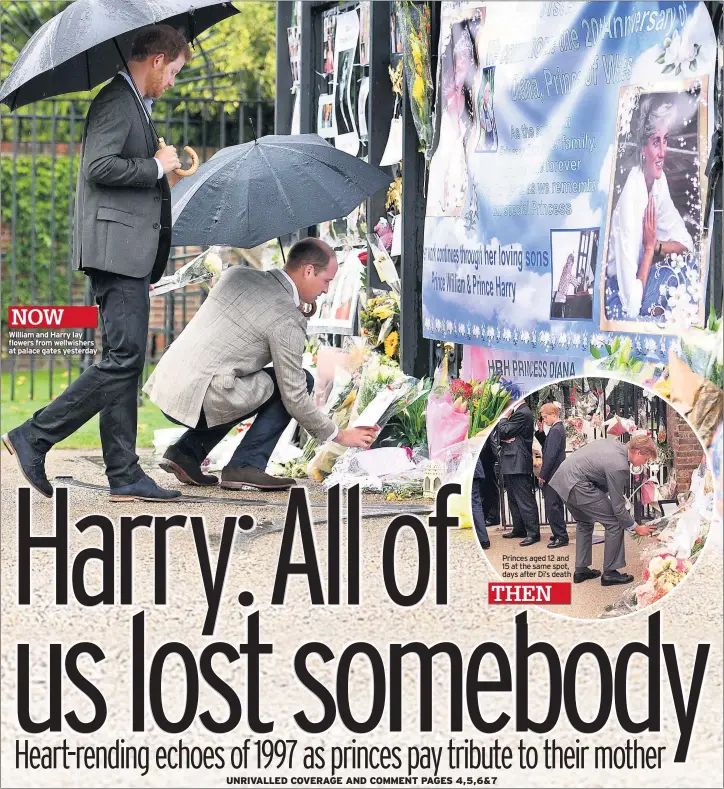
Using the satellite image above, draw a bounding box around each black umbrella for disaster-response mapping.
[171,134,392,250]
[0,0,238,110]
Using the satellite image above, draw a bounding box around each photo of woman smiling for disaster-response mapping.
[602,83,707,329]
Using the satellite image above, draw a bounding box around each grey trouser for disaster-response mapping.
[566,483,627,573]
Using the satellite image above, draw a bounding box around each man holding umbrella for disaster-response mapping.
[144,238,380,490]
[3,26,189,500]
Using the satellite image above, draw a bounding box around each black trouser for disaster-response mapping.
[543,483,568,541]
[480,444,500,525]
[23,270,150,486]
[167,368,315,471]
[504,473,540,539]
[471,458,488,546]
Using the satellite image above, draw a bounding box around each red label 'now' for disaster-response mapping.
[488,582,571,605]
[8,306,98,329]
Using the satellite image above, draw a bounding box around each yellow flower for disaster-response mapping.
[412,75,425,106]
[384,331,399,358]
[373,307,394,319]
[411,41,423,75]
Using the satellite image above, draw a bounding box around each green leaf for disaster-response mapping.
[662,63,676,74]
[675,64,682,76]
[590,346,601,359]
[655,53,666,64]
[689,59,697,71]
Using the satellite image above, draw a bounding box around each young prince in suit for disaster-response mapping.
[537,403,568,548]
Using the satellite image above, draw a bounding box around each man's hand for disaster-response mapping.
[634,523,654,536]
[155,145,180,174]
[335,426,380,448]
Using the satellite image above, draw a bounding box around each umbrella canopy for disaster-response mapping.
[170,134,392,248]
[0,0,238,110]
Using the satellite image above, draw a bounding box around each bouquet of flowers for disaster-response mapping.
[398,1,434,164]
[445,375,517,438]
[468,377,518,437]
[150,246,225,296]
[426,367,471,460]
[383,377,432,451]
[359,292,401,360]
[565,416,587,449]
[426,369,517,458]
[634,553,692,608]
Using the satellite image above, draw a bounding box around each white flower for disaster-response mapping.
[502,327,512,342]
[424,317,431,330]
[557,333,568,347]
[446,320,453,333]
[521,330,530,344]
[472,325,480,338]
[486,327,495,340]
[490,383,501,396]
[591,333,605,348]
[458,322,466,334]
[662,30,696,69]
[645,338,657,354]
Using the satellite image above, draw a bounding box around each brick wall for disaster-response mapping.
[667,405,705,492]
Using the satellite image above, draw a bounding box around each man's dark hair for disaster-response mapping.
[285,239,333,272]
[131,25,192,63]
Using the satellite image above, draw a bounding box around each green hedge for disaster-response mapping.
[1,154,79,329]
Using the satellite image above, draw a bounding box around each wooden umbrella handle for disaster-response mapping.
[158,136,199,177]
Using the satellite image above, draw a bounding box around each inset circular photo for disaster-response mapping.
[472,376,714,619]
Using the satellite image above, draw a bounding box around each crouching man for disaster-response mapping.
[143,238,377,490]
[549,434,658,586]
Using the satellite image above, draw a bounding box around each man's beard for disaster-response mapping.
[146,69,166,99]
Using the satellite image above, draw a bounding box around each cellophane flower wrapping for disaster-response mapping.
[426,366,470,461]
[398,1,434,162]
[150,246,226,295]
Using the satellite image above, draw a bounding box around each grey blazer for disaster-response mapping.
[549,439,632,527]
[143,267,337,442]
[73,75,170,282]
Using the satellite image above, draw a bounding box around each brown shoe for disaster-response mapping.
[220,465,295,490]
[159,445,218,486]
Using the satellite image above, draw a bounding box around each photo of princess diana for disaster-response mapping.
[601,80,708,331]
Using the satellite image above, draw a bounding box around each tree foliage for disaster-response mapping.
[1,1,276,121]
[1,155,78,329]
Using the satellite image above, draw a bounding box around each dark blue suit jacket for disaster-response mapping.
[540,421,566,482]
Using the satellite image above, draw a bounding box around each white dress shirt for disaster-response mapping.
[118,70,164,181]
[279,268,339,442]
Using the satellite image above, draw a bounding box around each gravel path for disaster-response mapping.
[2,448,722,788]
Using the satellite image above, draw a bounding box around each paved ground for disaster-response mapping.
[482,524,647,616]
[1,448,722,788]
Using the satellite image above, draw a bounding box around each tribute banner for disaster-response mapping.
[423,0,716,384]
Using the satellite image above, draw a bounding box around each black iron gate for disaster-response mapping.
[1,93,274,402]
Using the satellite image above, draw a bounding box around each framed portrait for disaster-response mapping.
[599,78,709,333]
